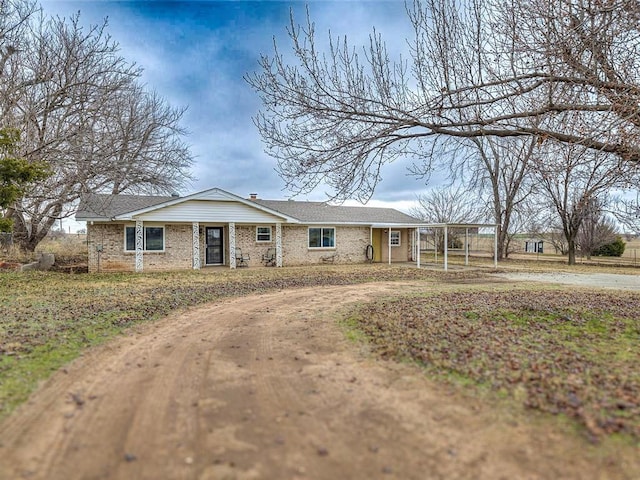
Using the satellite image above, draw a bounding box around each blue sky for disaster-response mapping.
[41,0,433,216]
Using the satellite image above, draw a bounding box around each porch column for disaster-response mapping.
[416,228,420,268]
[192,222,200,270]
[465,227,469,266]
[229,222,236,269]
[388,227,392,265]
[444,225,448,272]
[135,220,143,272]
[275,223,283,267]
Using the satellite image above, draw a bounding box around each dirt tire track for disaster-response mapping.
[0,282,637,479]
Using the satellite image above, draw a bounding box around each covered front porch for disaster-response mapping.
[130,220,284,272]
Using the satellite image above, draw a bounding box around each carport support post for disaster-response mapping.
[465,227,469,266]
[444,225,448,272]
[416,228,420,268]
[229,223,236,269]
[494,226,498,268]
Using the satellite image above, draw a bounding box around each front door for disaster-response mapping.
[206,227,224,265]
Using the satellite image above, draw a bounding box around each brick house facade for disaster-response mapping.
[76,187,425,273]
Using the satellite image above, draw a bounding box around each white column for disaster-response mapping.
[416,228,420,268]
[192,222,200,270]
[494,226,498,268]
[275,223,283,267]
[229,222,236,269]
[444,225,448,272]
[388,228,391,265]
[135,220,143,272]
[465,227,469,266]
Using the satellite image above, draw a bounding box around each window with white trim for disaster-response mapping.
[256,226,272,242]
[390,230,401,246]
[124,225,165,252]
[308,227,335,248]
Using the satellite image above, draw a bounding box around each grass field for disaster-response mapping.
[1,260,639,445]
[348,285,640,442]
[0,264,479,420]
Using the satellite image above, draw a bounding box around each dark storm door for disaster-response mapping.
[205,227,224,265]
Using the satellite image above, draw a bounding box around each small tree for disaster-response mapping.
[0,128,48,232]
[593,237,626,257]
[576,199,617,259]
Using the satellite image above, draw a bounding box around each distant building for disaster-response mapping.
[524,239,544,254]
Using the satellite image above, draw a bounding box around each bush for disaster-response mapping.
[592,236,626,257]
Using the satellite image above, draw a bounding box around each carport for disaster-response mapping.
[421,223,499,271]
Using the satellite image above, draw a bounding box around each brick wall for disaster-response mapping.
[87,222,403,272]
[281,225,370,265]
[87,222,192,272]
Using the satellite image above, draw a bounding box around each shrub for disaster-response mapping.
[592,236,626,257]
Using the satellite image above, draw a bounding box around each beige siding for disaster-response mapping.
[136,200,285,223]
[377,228,413,262]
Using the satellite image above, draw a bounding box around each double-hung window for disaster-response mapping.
[256,226,272,242]
[125,225,165,252]
[308,227,335,248]
[390,230,401,246]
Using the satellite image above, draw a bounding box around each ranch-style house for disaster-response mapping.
[76,187,426,273]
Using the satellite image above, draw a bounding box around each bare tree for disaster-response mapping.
[532,141,632,265]
[454,137,537,259]
[576,198,617,260]
[410,186,483,252]
[410,185,483,223]
[1,4,193,250]
[247,0,640,202]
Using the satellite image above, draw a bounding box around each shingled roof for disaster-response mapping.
[76,190,423,225]
[254,199,422,225]
[76,193,175,221]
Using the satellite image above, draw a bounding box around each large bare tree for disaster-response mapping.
[247,0,640,201]
[1,1,193,250]
[532,140,633,265]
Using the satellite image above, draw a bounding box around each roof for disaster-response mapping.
[76,193,175,221]
[254,199,423,225]
[76,188,424,225]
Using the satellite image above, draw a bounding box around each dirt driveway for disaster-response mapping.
[1,281,637,480]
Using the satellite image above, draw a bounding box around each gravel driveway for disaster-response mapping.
[492,272,640,291]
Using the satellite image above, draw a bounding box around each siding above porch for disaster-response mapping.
[131,200,286,223]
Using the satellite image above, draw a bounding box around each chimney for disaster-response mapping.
[249,193,258,200]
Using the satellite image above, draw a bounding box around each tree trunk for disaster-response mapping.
[10,209,57,252]
[567,239,576,265]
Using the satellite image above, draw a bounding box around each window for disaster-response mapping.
[390,230,401,246]
[125,225,165,252]
[308,227,335,248]
[256,226,272,242]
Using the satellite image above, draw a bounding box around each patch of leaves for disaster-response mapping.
[353,288,640,440]
[0,264,481,417]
